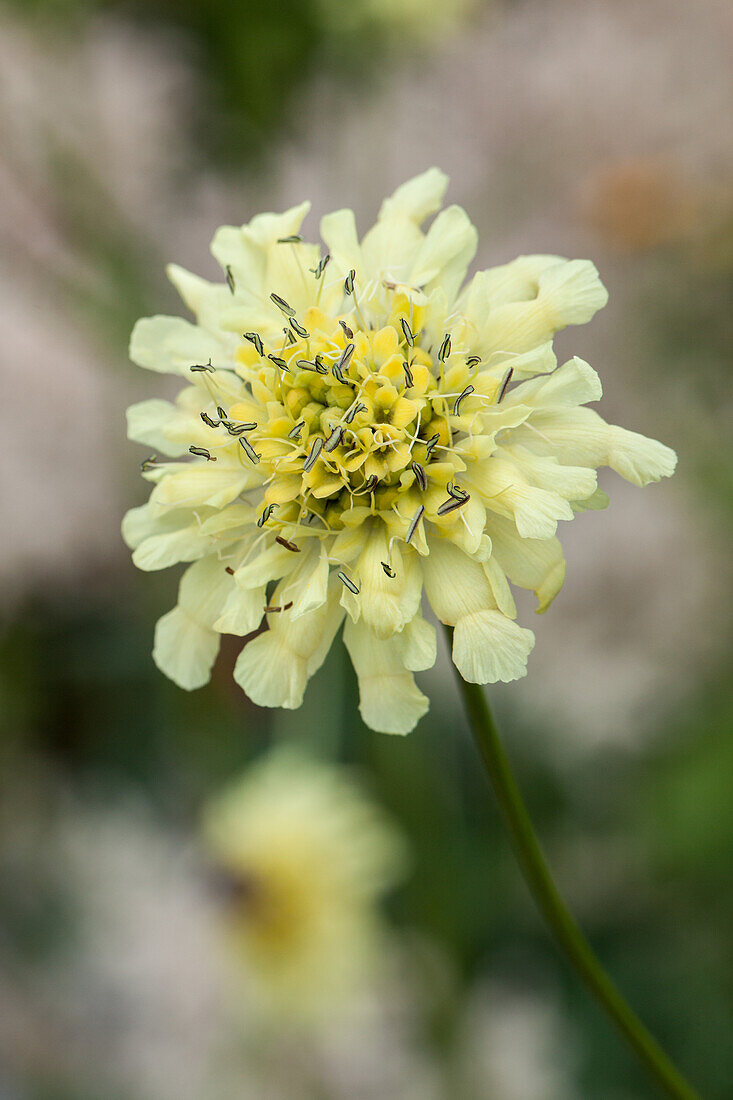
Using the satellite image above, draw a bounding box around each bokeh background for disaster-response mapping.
[1,0,732,1096]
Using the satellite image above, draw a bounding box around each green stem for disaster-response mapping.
[447,631,700,1100]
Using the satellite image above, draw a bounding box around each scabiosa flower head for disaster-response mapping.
[124,169,676,733]
[203,749,406,1020]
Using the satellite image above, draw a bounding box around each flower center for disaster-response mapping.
[226,284,491,546]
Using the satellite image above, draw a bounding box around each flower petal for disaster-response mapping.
[343,619,429,735]
[234,579,344,709]
[130,316,230,375]
[452,609,534,684]
[421,538,494,624]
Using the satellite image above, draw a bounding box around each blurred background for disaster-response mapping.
[1,0,732,1096]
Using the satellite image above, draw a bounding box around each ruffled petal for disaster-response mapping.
[421,538,494,624]
[452,610,534,684]
[153,608,220,690]
[487,515,566,613]
[377,168,449,224]
[152,555,234,689]
[355,526,422,640]
[234,579,344,709]
[506,356,602,409]
[129,316,231,374]
[606,426,677,486]
[343,619,429,735]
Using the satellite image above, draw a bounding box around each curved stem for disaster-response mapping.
[447,631,700,1100]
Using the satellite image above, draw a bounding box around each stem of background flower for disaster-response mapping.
[445,629,700,1100]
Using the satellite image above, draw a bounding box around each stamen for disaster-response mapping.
[277,235,303,244]
[225,265,235,294]
[310,254,331,279]
[296,359,321,373]
[314,354,328,375]
[438,333,452,362]
[403,360,414,387]
[257,503,278,527]
[225,421,257,435]
[411,461,428,491]
[303,437,323,472]
[140,455,158,471]
[381,562,396,578]
[332,362,352,386]
[337,570,359,594]
[243,332,264,356]
[189,445,216,461]
[288,421,305,440]
[344,402,366,424]
[339,320,354,339]
[239,436,260,464]
[216,406,228,420]
[275,535,300,553]
[364,474,378,492]
[324,426,343,452]
[337,342,355,373]
[425,434,440,458]
[447,482,468,500]
[265,601,294,613]
[401,318,415,347]
[497,367,514,403]
[466,355,481,367]
[344,269,356,295]
[289,317,309,339]
[200,411,218,428]
[406,504,425,544]
[453,385,475,415]
[190,360,214,373]
[267,354,290,372]
[269,292,295,317]
[225,566,235,575]
[437,493,471,516]
[283,327,297,346]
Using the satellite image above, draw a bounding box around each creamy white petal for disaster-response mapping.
[377,168,448,224]
[398,615,437,672]
[452,609,534,684]
[487,514,566,612]
[132,525,211,571]
[421,538,494,624]
[152,556,233,689]
[606,426,678,486]
[153,607,220,690]
[150,465,256,511]
[129,316,230,374]
[126,399,185,456]
[214,584,266,636]
[458,255,564,312]
[483,556,517,618]
[466,456,574,538]
[233,631,307,709]
[537,259,608,326]
[477,260,608,357]
[234,579,344,709]
[121,502,206,550]
[319,208,363,274]
[343,619,429,735]
[501,444,598,502]
[409,205,478,289]
[506,356,602,409]
[234,543,299,590]
[285,544,330,619]
[178,554,237,625]
[355,528,422,639]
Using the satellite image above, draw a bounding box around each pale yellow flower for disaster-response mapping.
[123,169,676,733]
[203,749,406,1021]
